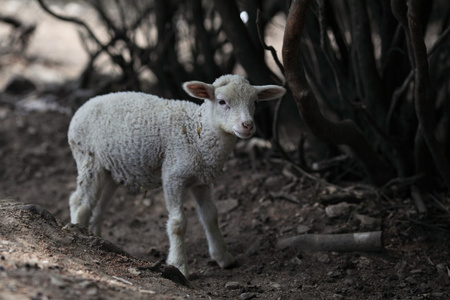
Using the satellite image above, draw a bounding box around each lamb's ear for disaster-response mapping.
[254,85,286,101]
[183,81,215,100]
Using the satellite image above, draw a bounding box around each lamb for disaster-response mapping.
[68,74,286,277]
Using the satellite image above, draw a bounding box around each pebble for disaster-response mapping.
[264,176,285,192]
[271,283,281,290]
[405,276,418,285]
[225,281,240,290]
[343,278,354,286]
[128,267,141,275]
[317,253,331,263]
[353,214,381,229]
[419,282,429,291]
[216,199,239,214]
[296,224,311,234]
[325,202,351,218]
[50,276,66,288]
[240,293,256,300]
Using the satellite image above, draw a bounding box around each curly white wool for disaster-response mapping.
[68,74,286,278]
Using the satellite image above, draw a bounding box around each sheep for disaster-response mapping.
[68,74,286,278]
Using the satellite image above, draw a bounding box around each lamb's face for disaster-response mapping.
[183,74,286,139]
[213,83,257,139]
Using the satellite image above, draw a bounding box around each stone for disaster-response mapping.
[296,224,311,234]
[225,281,240,290]
[240,292,256,300]
[216,199,239,214]
[325,202,351,218]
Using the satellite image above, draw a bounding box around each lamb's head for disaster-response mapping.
[183,75,286,139]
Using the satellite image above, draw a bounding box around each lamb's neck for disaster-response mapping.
[196,104,237,164]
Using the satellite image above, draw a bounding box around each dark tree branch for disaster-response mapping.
[282,0,393,185]
[407,0,450,189]
[212,0,281,85]
[36,0,104,48]
[190,0,220,81]
[349,0,387,117]
[256,9,285,75]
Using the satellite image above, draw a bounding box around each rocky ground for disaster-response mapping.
[0,107,450,300]
[1,1,450,299]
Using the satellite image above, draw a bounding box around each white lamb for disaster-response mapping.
[68,74,286,277]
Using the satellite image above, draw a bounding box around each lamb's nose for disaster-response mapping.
[242,121,254,130]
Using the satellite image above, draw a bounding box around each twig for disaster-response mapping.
[411,185,428,214]
[36,0,104,47]
[112,276,133,286]
[380,173,424,192]
[310,155,350,172]
[270,158,359,196]
[429,194,449,213]
[277,231,383,252]
[386,25,450,130]
[256,9,285,75]
[269,191,301,204]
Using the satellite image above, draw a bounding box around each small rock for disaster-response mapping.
[85,286,98,296]
[225,281,240,290]
[290,256,302,265]
[317,253,331,263]
[329,270,342,278]
[271,283,281,290]
[77,281,97,289]
[50,276,66,288]
[216,199,239,214]
[296,224,311,234]
[264,176,285,192]
[240,292,256,300]
[325,202,351,218]
[419,282,429,292]
[353,214,381,229]
[128,267,141,275]
[405,276,418,285]
[343,278,354,286]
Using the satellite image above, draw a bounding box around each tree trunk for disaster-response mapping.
[282,0,393,186]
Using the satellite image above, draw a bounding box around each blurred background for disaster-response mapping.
[1,0,449,197]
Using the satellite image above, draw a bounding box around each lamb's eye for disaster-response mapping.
[218,100,226,105]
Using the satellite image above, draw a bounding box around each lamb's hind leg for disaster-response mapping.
[163,175,189,277]
[70,162,107,233]
[190,184,237,269]
[89,174,117,236]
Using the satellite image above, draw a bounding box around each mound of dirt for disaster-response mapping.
[0,199,192,300]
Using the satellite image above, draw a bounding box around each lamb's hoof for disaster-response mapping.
[216,252,238,269]
[167,261,189,279]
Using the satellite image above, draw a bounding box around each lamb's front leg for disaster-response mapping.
[163,179,189,277]
[190,184,237,269]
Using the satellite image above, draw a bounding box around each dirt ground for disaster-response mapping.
[1,104,450,300]
[1,2,450,299]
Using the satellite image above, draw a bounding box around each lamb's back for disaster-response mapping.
[68,91,200,191]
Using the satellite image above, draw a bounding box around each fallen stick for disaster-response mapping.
[277,231,383,252]
[411,185,428,214]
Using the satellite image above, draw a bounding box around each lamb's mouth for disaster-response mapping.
[233,129,254,139]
